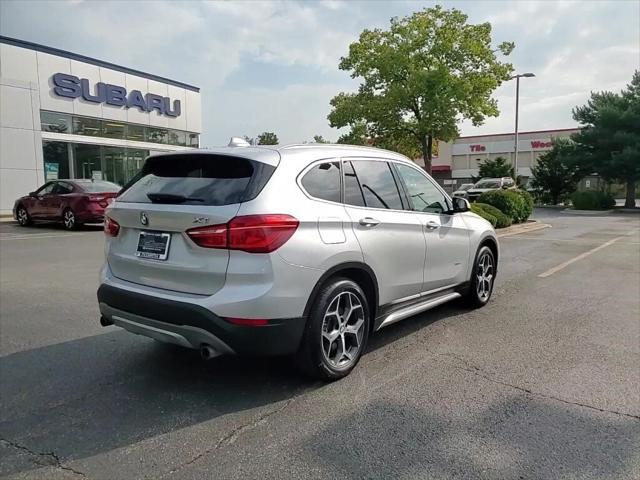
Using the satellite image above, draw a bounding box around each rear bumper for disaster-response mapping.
[97,284,307,356]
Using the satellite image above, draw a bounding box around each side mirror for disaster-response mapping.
[29,191,37,197]
[451,197,470,213]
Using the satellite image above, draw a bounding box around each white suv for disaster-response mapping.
[98,142,498,379]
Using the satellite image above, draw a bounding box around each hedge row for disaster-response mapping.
[473,189,534,225]
[570,191,615,210]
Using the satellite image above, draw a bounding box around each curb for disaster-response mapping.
[497,221,551,238]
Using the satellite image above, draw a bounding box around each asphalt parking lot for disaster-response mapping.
[1,210,639,480]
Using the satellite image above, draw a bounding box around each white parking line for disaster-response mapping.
[0,233,84,241]
[538,236,625,278]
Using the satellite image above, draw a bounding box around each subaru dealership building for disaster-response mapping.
[0,36,201,215]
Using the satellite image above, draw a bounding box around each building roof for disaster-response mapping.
[457,127,580,140]
[0,35,200,92]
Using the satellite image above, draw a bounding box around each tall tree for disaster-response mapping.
[313,135,330,144]
[257,132,279,145]
[571,70,640,208]
[328,6,514,173]
[530,138,585,205]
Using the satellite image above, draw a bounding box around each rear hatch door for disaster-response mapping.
[106,151,277,295]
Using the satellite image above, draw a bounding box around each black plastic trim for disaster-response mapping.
[302,262,379,320]
[97,284,306,356]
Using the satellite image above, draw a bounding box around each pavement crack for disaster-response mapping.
[437,353,640,422]
[1,438,87,477]
[163,397,296,477]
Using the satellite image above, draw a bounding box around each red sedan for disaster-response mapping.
[13,180,121,230]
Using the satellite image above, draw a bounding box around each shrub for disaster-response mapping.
[470,203,497,227]
[477,189,530,223]
[514,189,534,221]
[474,203,512,228]
[570,191,616,210]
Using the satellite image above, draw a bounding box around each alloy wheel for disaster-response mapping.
[321,291,365,369]
[17,208,28,226]
[64,210,75,229]
[476,252,494,301]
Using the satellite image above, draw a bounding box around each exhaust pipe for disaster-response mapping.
[200,345,217,360]
[100,315,113,327]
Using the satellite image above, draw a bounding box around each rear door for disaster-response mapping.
[341,159,426,305]
[106,153,277,295]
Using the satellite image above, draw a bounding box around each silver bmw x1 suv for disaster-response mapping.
[98,142,498,379]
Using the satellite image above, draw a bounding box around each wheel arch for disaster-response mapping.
[303,262,379,325]
[478,235,499,273]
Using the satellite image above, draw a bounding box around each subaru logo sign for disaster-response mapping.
[51,73,181,118]
[140,212,149,226]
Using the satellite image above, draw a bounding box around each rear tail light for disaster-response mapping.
[186,214,299,253]
[88,195,108,207]
[104,216,120,237]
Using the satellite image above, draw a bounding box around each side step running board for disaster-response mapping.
[376,292,461,330]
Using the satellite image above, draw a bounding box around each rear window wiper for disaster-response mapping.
[146,193,205,203]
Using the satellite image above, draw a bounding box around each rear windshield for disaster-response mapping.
[77,181,121,193]
[118,154,275,206]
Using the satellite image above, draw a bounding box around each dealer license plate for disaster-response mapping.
[136,231,171,260]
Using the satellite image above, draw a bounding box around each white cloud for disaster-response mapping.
[1,0,638,145]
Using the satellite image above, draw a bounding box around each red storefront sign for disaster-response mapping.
[470,144,486,152]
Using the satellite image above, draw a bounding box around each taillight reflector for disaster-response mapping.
[186,214,299,253]
[225,317,269,326]
[104,216,120,237]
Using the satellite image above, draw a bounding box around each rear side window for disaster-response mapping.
[343,161,365,207]
[350,160,403,210]
[118,154,275,206]
[301,162,341,203]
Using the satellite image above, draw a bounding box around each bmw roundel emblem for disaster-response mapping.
[140,212,149,226]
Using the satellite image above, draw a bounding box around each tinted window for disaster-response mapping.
[350,160,403,210]
[343,161,365,207]
[53,182,74,194]
[41,111,71,133]
[118,155,274,206]
[73,116,102,136]
[36,183,55,195]
[301,162,341,202]
[396,164,449,214]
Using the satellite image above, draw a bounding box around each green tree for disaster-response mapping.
[328,5,514,173]
[571,70,640,208]
[530,138,585,205]
[257,132,279,145]
[243,135,255,146]
[478,156,512,178]
[313,135,330,143]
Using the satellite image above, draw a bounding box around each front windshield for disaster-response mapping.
[474,180,501,189]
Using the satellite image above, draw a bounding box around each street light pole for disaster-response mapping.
[510,72,535,181]
[514,75,520,177]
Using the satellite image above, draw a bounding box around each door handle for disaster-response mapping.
[425,221,440,230]
[359,217,380,227]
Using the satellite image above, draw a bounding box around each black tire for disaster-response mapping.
[62,208,78,230]
[465,245,496,308]
[295,277,370,380]
[16,205,31,226]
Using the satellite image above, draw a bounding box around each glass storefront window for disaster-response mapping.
[73,116,103,137]
[73,144,102,180]
[42,141,70,180]
[125,149,148,183]
[103,147,126,186]
[103,121,126,139]
[168,130,187,146]
[127,124,146,142]
[41,110,197,149]
[147,127,168,144]
[41,112,72,134]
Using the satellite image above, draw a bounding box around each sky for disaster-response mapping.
[1,0,639,147]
